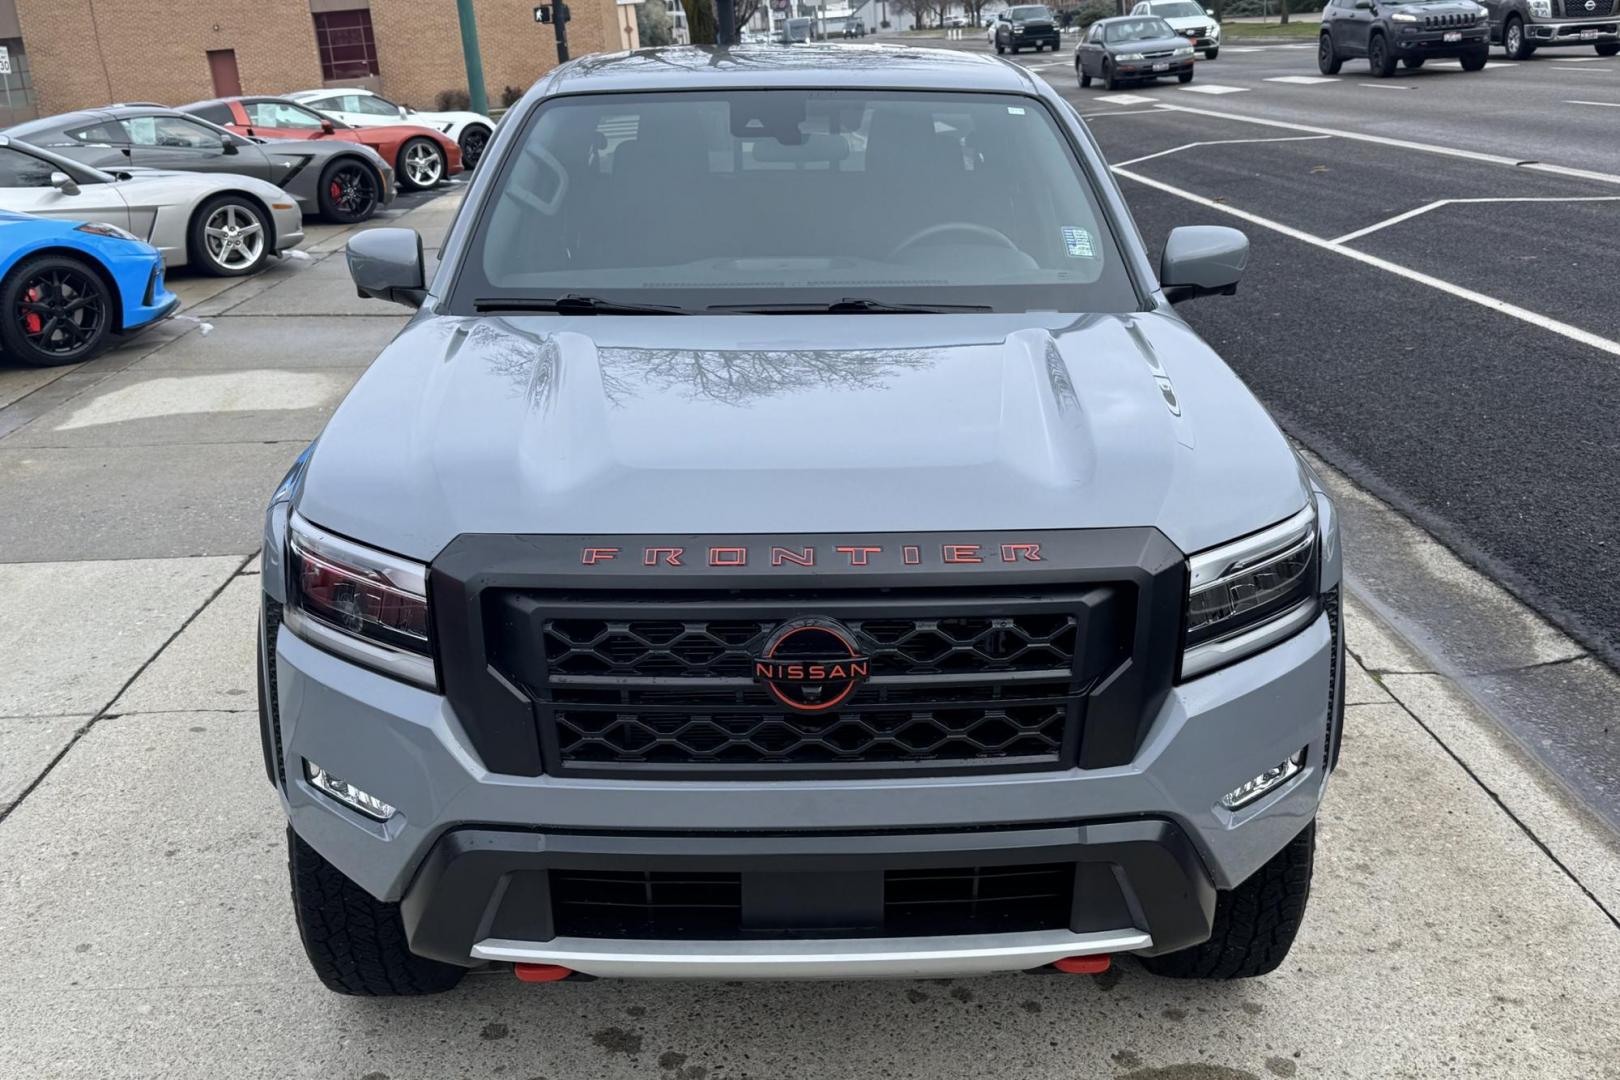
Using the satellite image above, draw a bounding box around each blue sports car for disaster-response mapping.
[0,209,178,367]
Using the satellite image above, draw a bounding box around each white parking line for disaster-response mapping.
[1264,75,1341,84]
[1111,166,1620,360]
[1551,56,1608,61]
[1114,134,1330,168]
[1360,83,1416,90]
[1425,59,1516,68]
[1566,99,1620,108]
[1178,84,1249,94]
[1080,107,1173,117]
[1150,102,1620,185]
[1092,94,1160,105]
[1330,195,1620,244]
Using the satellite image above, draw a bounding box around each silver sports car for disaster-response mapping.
[7,105,394,225]
[0,135,305,276]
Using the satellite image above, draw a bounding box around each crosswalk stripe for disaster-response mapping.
[1178,84,1249,94]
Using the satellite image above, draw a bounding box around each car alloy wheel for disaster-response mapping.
[459,126,490,169]
[402,139,445,188]
[9,261,107,365]
[204,203,267,273]
[325,162,379,222]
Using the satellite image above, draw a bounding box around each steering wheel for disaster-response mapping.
[888,222,1020,260]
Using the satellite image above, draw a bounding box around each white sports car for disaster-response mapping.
[1129,0,1222,58]
[0,135,304,276]
[287,88,495,170]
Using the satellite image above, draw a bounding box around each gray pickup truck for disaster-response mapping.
[1482,0,1619,57]
[261,44,1343,996]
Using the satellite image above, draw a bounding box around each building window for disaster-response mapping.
[0,39,38,126]
[313,9,379,80]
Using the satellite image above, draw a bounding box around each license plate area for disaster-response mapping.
[1443,30,1462,41]
[1580,28,1599,39]
[1153,62,1170,70]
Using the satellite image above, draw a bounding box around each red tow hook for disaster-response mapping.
[513,963,574,982]
[1052,954,1112,974]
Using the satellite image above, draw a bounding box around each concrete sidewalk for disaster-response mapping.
[1,194,1617,1080]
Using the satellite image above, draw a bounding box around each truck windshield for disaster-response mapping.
[1009,6,1052,19]
[459,90,1137,314]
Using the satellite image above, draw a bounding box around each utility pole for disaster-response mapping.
[717,0,736,43]
[454,0,489,117]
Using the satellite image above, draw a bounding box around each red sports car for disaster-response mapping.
[180,96,462,192]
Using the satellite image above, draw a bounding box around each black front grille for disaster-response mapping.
[550,869,742,939]
[488,589,1128,778]
[263,599,286,788]
[1423,11,1474,27]
[1563,0,1615,16]
[548,863,1075,940]
[543,613,1077,678]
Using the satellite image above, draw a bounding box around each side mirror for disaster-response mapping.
[1160,225,1248,304]
[320,119,335,134]
[347,227,426,308]
[398,106,409,118]
[50,171,80,196]
[222,139,239,155]
[1354,0,1373,8]
[1206,6,1216,14]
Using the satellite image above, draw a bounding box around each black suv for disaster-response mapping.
[1319,0,1492,74]
[994,4,1062,52]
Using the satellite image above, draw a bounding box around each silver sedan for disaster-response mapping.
[0,136,304,276]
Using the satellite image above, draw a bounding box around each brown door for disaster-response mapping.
[207,49,242,97]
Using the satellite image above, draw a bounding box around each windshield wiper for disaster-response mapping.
[473,294,688,315]
[708,297,993,315]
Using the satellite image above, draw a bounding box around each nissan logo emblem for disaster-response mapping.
[1585,0,1596,10]
[752,617,871,713]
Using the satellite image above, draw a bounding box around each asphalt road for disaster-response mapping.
[929,35,1620,680]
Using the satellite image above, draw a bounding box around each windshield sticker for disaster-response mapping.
[1062,226,1097,259]
[1007,106,1026,115]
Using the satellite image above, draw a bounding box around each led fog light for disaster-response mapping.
[1221,750,1305,810]
[305,760,396,821]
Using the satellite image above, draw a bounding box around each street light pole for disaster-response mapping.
[717,0,736,43]
[454,0,489,117]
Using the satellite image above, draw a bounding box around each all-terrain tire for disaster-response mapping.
[289,828,465,996]
[1502,16,1534,59]
[1318,32,1343,74]
[1205,46,1218,59]
[1368,32,1398,77]
[1460,47,1489,70]
[1140,820,1315,980]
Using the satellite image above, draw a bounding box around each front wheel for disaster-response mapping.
[1204,46,1218,59]
[1178,69,1195,83]
[996,41,1005,53]
[1078,61,1092,87]
[316,158,380,224]
[189,195,270,277]
[289,828,465,996]
[0,254,113,367]
[1596,42,1619,56]
[1141,820,1315,980]
[1318,32,1343,74]
[397,137,446,191]
[1104,58,1122,90]
[458,124,491,170]
[1502,16,1534,59]
[1460,47,1489,70]
[1368,33,1397,76]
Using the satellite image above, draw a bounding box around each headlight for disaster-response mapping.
[285,512,436,688]
[1174,46,1194,56]
[1477,10,1489,22]
[1528,0,1550,15]
[1182,504,1320,679]
[1391,12,1418,21]
[1116,51,1146,60]
[75,221,140,241]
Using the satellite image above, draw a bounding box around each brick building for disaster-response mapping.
[0,0,630,123]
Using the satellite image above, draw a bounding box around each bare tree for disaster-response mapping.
[737,0,763,30]
[899,0,935,27]
[681,0,719,42]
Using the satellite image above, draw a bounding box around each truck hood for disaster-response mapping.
[298,312,1309,562]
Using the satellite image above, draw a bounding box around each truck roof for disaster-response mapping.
[542,44,1044,97]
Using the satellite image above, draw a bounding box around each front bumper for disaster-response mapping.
[1526,18,1619,41]
[1117,57,1197,75]
[401,820,1207,974]
[1396,27,1490,53]
[271,204,306,255]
